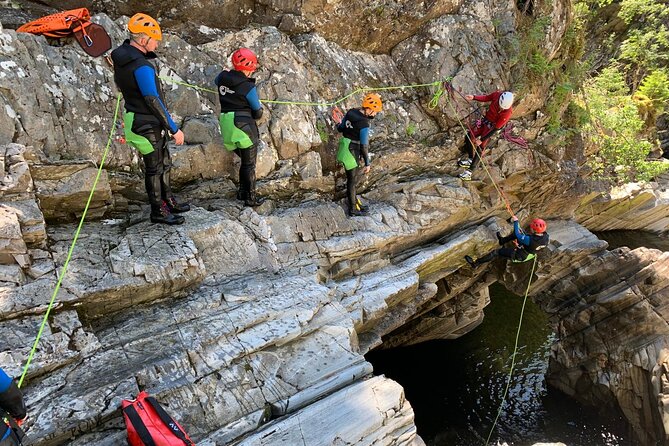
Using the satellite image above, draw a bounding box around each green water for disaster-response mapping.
[366,283,638,445]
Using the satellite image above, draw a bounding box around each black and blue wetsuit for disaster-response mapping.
[111,40,180,219]
[476,220,550,265]
[0,368,26,445]
[215,70,263,203]
[336,109,372,213]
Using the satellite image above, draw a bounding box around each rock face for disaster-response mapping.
[2,3,669,446]
[576,180,669,234]
[31,0,460,53]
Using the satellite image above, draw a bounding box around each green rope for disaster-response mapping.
[18,93,123,388]
[484,256,538,445]
[159,76,218,94]
[442,91,516,217]
[158,76,441,107]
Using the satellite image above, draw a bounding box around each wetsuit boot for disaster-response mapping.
[166,197,191,213]
[497,232,516,245]
[356,197,368,212]
[159,151,190,213]
[244,172,265,207]
[147,175,184,225]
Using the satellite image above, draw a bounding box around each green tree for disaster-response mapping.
[583,67,669,182]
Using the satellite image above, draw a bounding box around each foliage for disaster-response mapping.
[316,121,328,143]
[582,66,669,182]
[637,69,669,113]
[511,16,556,83]
[405,122,417,137]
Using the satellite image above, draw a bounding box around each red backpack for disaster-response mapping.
[122,392,195,446]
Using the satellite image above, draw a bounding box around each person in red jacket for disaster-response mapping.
[457,90,513,181]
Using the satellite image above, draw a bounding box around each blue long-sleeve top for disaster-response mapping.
[245,87,262,111]
[134,65,178,133]
[359,127,370,145]
[0,369,11,393]
[514,220,530,246]
[338,122,370,145]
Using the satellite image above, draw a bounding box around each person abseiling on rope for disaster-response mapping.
[215,48,265,207]
[111,13,190,225]
[457,90,514,181]
[465,217,549,267]
[336,93,382,217]
[0,368,27,446]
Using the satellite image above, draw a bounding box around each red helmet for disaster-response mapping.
[232,48,258,72]
[530,218,546,233]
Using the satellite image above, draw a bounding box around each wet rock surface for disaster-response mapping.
[1,4,668,446]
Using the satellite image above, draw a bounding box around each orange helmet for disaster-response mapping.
[362,93,382,112]
[530,218,546,233]
[128,13,162,41]
[232,48,258,72]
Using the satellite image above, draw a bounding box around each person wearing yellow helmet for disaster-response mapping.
[111,13,189,225]
[336,93,382,217]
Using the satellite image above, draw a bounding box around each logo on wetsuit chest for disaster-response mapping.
[219,85,235,96]
[345,120,353,129]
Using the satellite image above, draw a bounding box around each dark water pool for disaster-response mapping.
[594,230,669,251]
[366,283,640,446]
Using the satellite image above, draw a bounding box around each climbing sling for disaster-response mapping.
[511,252,536,263]
[17,8,111,57]
[122,391,195,446]
[336,137,360,171]
[218,112,254,151]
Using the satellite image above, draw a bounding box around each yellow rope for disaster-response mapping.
[158,76,442,107]
[18,93,123,388]
[484,256,538,445]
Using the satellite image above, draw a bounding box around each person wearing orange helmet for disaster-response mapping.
[465,216,549,267]
[111,13,189,225]
[336,93,382,217]
[215,48,265,207]
[457,90,514,181]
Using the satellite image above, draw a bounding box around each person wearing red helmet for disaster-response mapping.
[457,90,514,181]
[215,48,265,207]
[465,216,549,267]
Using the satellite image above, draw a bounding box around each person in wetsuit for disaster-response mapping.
[111,13,190,225]
[0,368,27,446]
[215,48,265,207]
[336,93,382,217]
[465,217,549,267]
[458,90,514,181]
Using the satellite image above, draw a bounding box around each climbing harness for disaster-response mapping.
[484,256,538,445]
[18,93,122,388]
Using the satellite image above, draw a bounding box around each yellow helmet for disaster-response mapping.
[362,93,382,112]
[128,13,162,41]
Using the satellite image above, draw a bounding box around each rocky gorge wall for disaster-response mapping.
[1,1,669,445]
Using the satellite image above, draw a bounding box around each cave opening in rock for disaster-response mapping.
[365,282,638,446]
